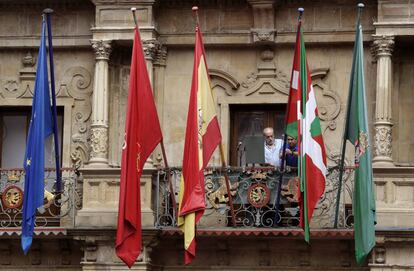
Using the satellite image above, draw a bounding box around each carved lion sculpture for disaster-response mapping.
[281,177,300,203]
[207,177,239,209]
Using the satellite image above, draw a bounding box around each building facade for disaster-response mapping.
[0,0,414,270]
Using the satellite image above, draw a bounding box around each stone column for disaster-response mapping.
[142,39,161,168]
[89,40,112,167]
[153,46,168,166]
[143,39,161,87]
[372,35,395,167]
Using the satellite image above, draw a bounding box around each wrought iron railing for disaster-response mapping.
[0,168,82,229]
[154,166,354,229]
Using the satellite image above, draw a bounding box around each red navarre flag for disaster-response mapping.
[116,27,162,268]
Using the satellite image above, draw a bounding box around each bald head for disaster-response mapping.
[263,127,274,146]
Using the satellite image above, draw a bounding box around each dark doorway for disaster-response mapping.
[230,104,286,166]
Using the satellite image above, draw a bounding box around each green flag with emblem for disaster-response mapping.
[340,4,376,264]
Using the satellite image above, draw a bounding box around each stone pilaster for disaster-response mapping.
[142,39,162,168]
[143,39,161,87]
[79,232,158,271]
[89,40,112,167]
[153,45,168,166]
[371,35,395,167]
[248,0,276,43]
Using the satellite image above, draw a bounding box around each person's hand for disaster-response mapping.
[285,148,292,155]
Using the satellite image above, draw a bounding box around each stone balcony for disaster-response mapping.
[0,168,81,235]
[3,165,414,234]
[75,166,354,233]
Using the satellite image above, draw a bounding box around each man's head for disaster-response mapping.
[263,127,274,146]
[287,135,297,147]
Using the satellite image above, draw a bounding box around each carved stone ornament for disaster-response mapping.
[207,176,239,209]
[4,80,18,93]
[143,39,161,61]
[251,29,275,43]
[374,246,386,264]
[90,127,108,158]
[22,51,36,67]
[374,126,392,158]
[371,35,394,59]
[241,49,290,95]
[154,46,167,66]
[91,40,112,60]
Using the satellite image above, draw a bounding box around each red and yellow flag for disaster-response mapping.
[178,25,221,264]
[115,28,162,268]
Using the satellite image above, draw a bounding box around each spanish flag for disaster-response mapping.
[178,24,221,264]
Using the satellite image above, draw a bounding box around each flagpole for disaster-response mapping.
[273,7,305,228]
[273,134,288,226]
[192,6,236,227]
[43,8,62,193]
[160,140,177,215]
[131,7,177,214]
[333,3,364,228]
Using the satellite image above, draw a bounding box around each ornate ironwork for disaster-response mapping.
[154,166,355,229]
[0,168,82,228]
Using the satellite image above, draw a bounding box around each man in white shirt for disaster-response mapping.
[263,127,283,167]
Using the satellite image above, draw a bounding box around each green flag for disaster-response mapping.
[341,5,376,264]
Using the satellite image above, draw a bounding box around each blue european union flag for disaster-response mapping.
[21,17,54,254]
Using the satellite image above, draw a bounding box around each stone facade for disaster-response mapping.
[1,0,414,270]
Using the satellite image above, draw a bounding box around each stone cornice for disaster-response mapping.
[151,0,246,8]
[0,36,92,49]
[90,0,156,5]
[373,166,414,177]
[0,0,92,8]
[79,167,158,178]
[158,30,375,46]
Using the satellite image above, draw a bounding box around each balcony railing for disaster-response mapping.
[0,168,81,229]
[154,166,354,229]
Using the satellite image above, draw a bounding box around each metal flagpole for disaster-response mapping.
[43,8,62,193]
[273,134,288,227]
[192,6,237,227]
[274,8,305,227]
[333,3,364,228]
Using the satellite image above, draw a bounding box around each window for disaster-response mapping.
[230,104,286,166]
[0,107,63,168]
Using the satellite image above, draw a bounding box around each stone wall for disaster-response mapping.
[0,238,82,270]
